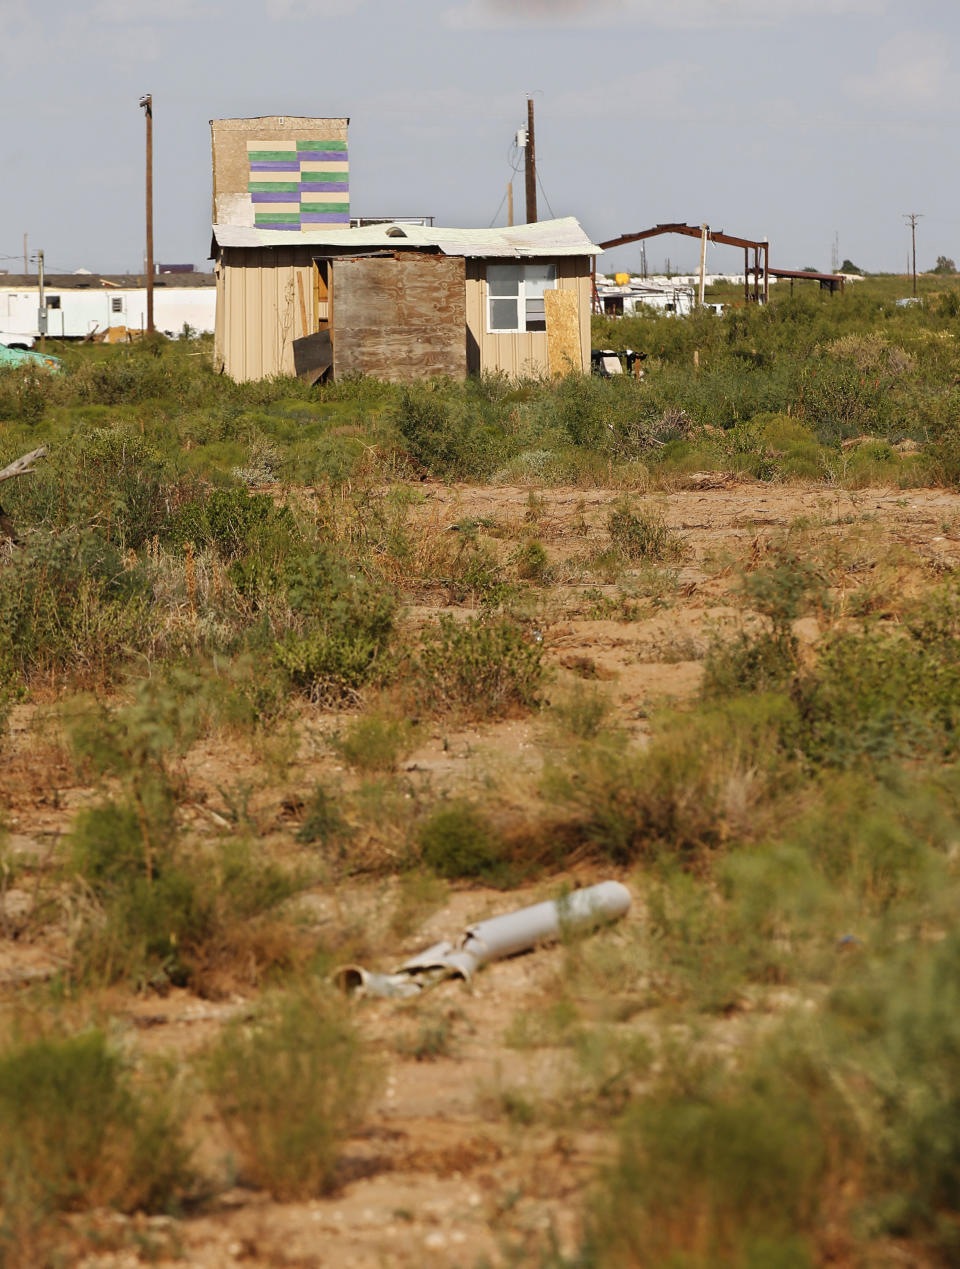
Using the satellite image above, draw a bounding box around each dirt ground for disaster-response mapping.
[3,479,959,1267]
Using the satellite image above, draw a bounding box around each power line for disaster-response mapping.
[488,186,509,228]
[535,168,556,220]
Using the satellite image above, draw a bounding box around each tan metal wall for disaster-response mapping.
[215,246,318,381]
[464,257,591,376]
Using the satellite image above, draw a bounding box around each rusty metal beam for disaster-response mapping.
[599,222,767,253]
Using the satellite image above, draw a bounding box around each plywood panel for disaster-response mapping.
[211,116,348,228]
[333,254,466,382]
[545,288,582,375]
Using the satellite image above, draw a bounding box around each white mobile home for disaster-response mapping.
[0,274,216,342]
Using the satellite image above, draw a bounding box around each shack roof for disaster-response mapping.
[0,274,215,289]
[211,216,601,258]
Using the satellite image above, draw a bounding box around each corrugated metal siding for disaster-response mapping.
[217,246,317,381]
[464,256,591,377]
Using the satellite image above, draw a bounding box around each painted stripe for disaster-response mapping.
[259,224,298,231]
[302,202,351,214]
[302,190,349,203]
[300,180,349,192]
[247,148,298,160]
[301,212,350,223]
[297,139,347,151]
[249,181,299,192]
[296,150,348,163]
[300,158,349,169]
[249,160,301,172]
[255,212,301,224]
[252,190,304,203]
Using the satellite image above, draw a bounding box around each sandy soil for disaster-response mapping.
[3,480,959,1266]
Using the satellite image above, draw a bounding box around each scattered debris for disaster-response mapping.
[336,881,631,999]
[681,470,740,490]
[0,445,48,545]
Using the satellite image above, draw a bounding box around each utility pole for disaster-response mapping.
[525,97,537,224]
[698,223,708,305]
[23,233,28,276]
[37,250,46,352]
[904,212,922,298]
[140,94,154,336]
[507,181,514,227]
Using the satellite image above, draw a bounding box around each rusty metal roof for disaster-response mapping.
[211,216,601,257]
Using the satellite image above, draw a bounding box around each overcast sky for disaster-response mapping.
[1,0,957,276]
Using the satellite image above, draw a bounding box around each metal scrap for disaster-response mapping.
[335,880,631,1000]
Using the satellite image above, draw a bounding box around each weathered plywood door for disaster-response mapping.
[331,254,467,382]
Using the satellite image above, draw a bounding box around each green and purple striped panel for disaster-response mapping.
[247,138,349,228]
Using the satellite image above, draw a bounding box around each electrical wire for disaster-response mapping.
[488,186,509,228]
[535,168,557,221]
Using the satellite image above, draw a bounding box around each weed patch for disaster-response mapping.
[205,987,380,1199]
[411,614,545,720]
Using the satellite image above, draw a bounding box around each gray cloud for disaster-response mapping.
[448,0,886,29]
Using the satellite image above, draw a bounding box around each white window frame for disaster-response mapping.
[486,263,556,334]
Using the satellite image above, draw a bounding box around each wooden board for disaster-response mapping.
[332,254,466,382]
[544,288,582,376]
[293,330,332,384]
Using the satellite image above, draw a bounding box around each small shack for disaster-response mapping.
[211,218,600,383]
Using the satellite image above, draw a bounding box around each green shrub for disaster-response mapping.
[68,798,303,991]
[550,683,615,740]
[417,800,505,880]
[205,987,380,1198]
[412,614,545,719]
[607,499,681,562]
[783,769,951,908]
[513,537,551,581]
[170,485,297,560]
[274,549,397,699]
[0,1026,189,1236]
[703,544,822,699]
[548,696,797,865]
[3,427,185,548]
[0,528,156,683]
[332,714,413,773]
[582,1049,835,1268]
[66,686,305,990]
[391,381,509,478]
[795,629,960,767]
[296,783,352,848]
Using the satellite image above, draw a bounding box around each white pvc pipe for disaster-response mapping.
[336,881,631,998]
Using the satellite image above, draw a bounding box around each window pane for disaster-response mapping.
[487,264,521,297]
[523,264,556,301]
[490,297,520,330]
[525,297,546,331]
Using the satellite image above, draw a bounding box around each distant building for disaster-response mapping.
[595,274,696,317]
[0,273,215,341]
